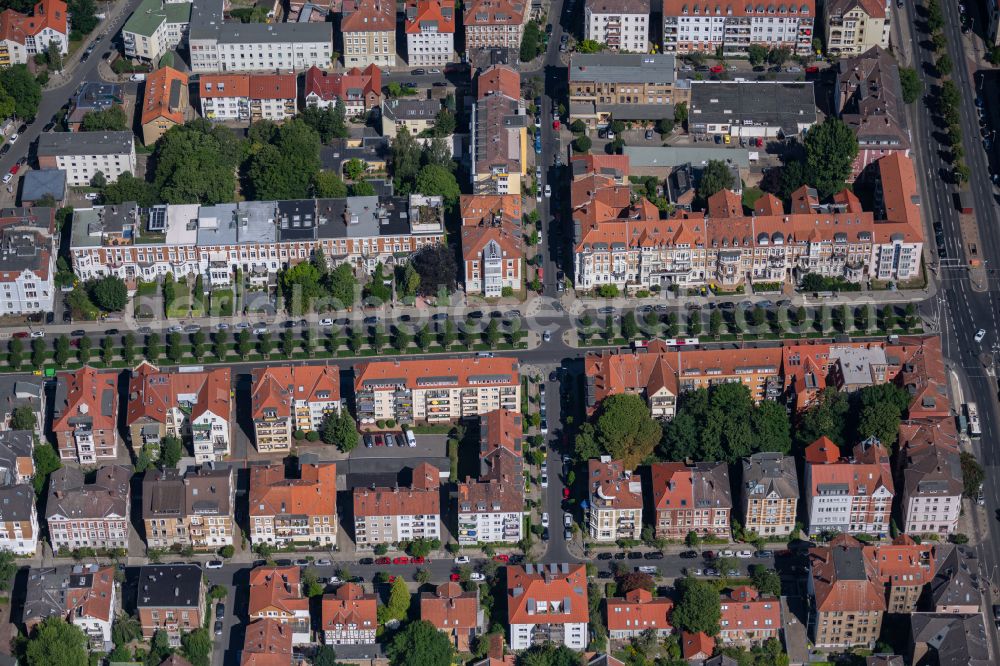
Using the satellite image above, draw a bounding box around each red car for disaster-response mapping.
[8,164,18,175]
[375,557,391,565]
[553,119,560,130]
[411,556,426,564]
[387,575,397,583]
[450,573,461,581]
[11,332,27,338]
[392,556,410,565]
[562,487,570,499]
[493,554,509,563]
[710,65,724,74]
[374,434,385,446]
[805,65,819,74]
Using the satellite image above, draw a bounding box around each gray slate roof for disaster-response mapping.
[137,564,202,609]
[929,545,981,610]
[0,484,35,522]
[20,169,66,203]
[46,465,131,521]
[910,613,990,666]
[569,53,676,84]
[689,81,817,135]
[37,131,133,157]
[742,452,799,501]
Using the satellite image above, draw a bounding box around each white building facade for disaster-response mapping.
[585,0,649,52]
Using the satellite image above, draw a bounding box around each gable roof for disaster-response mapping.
[354,357,519,392]
[507,563,589,625]
[405,0,456,34]
[321,583,377,632]
[141,66,188,127]
[52,366,118,435]
[249,566,309,617]
[126,362,231,427]
[46,465,131,522]
[341,0,395,32]
[249,463,337,518]
[24,564,115,628]
[353,463,441,518]
[605,588,673,633]
[809,534,886,613]
[241,618,293,666]
[477,64,520,100]
[304,65,382,103]
[421,581,481,631]
[251,365,340,420]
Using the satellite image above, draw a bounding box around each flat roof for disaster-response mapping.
[569,53,676,84]
[623,145,752,168]
[217,20,331,44]
[689,81,817,133]
[37,131,133,157]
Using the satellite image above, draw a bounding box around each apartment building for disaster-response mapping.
[69,194,445,286]
[470,65,528,195]
[717,586,781,645]
[825,0,889,56]
[568,53,685,130]
[381,97,442,139]
[250,365,341,453]
[574,153,923,291]
[808,535,885,649]
[198,73,296,123]
[507,563,589,650]
[249,566,311,644]
[464,0,525,50]
[805,437,894,538]
[0,376,45,442]
[341,0,396,67]
[304,65,382,115]
[661,0,814,56]
[910,614,989,666]
[142,466,235,550]
[140,66,188,145]
[405,0,455,66]
[249,462,337,546]
[24,564,116,650]
[0,0,68,66]
[122,0,191,63]
[354,462,442,546]
[837,47,911,179]
[0,206,57,317]
[136,564,204,644]
[242,619,293,666]
[870,535,935,613]
[460,194,524,297]
[126,362,232,463]
[354,357,520,424]
[457,409,524,545]
[584,341,782,417]
[650,461,732,540]
[587,457,642,542]
[321,583,377,645]
[421,582,484,651]
[606,589,673,641]
[0,430,34,487]
[898,420,962,535]
[584,0,649,52]
[37,131,136,187]
[0,483,37,555]
[740,453,799,538]
[188,0,332,72]
[46,465,131,551]
[928,546,980,613]
[52,367,120,464]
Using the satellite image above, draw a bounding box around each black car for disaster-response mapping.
[106,328,119,335]
[17,124,26,134]
[80,52,89,62]
[275,559,292,566]
[412,68,426,75]
[542,527,549,540]
[62,311,72,322]
[216,603,225,619]
[102,51,112,60]
[283,320,296,328]
[679,550,698,559]
[359,557,374,565]
[468,311,483,319]
[363,316,379,325]
[597,570,612,579]
[214,620,223,636]
[613,552,626,560]
[42,122,54,132]
[70,329,86,337]
[596,552,613,560]
[643,551,664,560]
[0,145,9,156]
[627,552,643,560]
[363,434,374,448]
[45,312,54,324]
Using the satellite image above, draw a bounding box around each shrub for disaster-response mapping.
[306,431,320,442]
[293,429,306,440]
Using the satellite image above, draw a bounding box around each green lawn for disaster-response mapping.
[209,289,235,316]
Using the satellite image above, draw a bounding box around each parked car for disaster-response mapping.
[375,557,391,565]
[359,558,374,565]
[597,552,613,560]
[493,554,509,563]
[206,560,223,569]
[637,566,658,574]
[736,550,753,558]
[679,550,698,559]
[454,556,470,564]
[470,572,486,581]
[643,551,664,560]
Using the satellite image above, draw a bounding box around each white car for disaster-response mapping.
[29,330,44,338]
[1,174,11,185]
[7,133,17,144]
[206,560,224,569]
[320,318,333,326]
[84,192,99,200]
[637,566,658,574]
[454,556,470,564]
[564,513,573,528]
[736,550,753,558]
[470,572,486,581]
[541,512,550,527]
[536,189,542,202]
[253,327,267,335]
[216,323,229,330]
[720,549,735,558]
[975,328,986,343]
[540,473,548,488]
[544,184,551,197]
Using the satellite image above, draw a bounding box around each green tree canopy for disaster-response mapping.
[414,165,460,208]
[32,442,61,495]
[748,44,769,66]
[432,108,457,136]
[181,628,212,666]
[387,620,454,666]
[80,105,128,131]
[10,405,35,431]
[899,67,922,104]
[409,245,457,296]
[749,564,782,597]
[0,65,41,120]
[671,577,721,635]
[698,160,737,200]
[390,128,422,195]
[516,644,583,666]
[802,117,859,199]
[160,435,183,468]
[247,119,322,200]
[25,617,88,666]
[280,261,326,311]
[320,410,359,452]
[960,452,984,498]
[152,119,243,204]
[327,263,357,308]
[660,383,790,463]
[575,394,661,469]
[88,275,128,311]
[101,173,158,207]
[313,171,349,198]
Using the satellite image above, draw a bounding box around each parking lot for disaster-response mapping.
[349,432,445,460]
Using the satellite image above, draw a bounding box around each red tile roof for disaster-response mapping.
[867,535,935,585]
[249,74,296,100]
[241,619,293,666]
[199,74,251,99]
[65,565,115,623]
[680,631,715,660]
[354,357,519,392]
[353,463,441,517]
[479,408,523,459]
[477,64,520,100]
[807,440,894,499]
[0,0,67,44]
[251,365,340,420]
[126,362,231,427]
[605,588,673,633]
[809,534,887,613]
[321,583,378,634]
[464,0,525,26]
[804,436,841,464]
[506,564,589,626]
[461,195,524,265]
[719,586,781,637]
[249,463,337,519]
[52,366,119,436]
[141,66,188,128]
[248,566,309,618]
[588,458,643,511]
[304,65,382,105]
[342,0,395,32]
[421,582,480,631]
[405,0,456,34]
